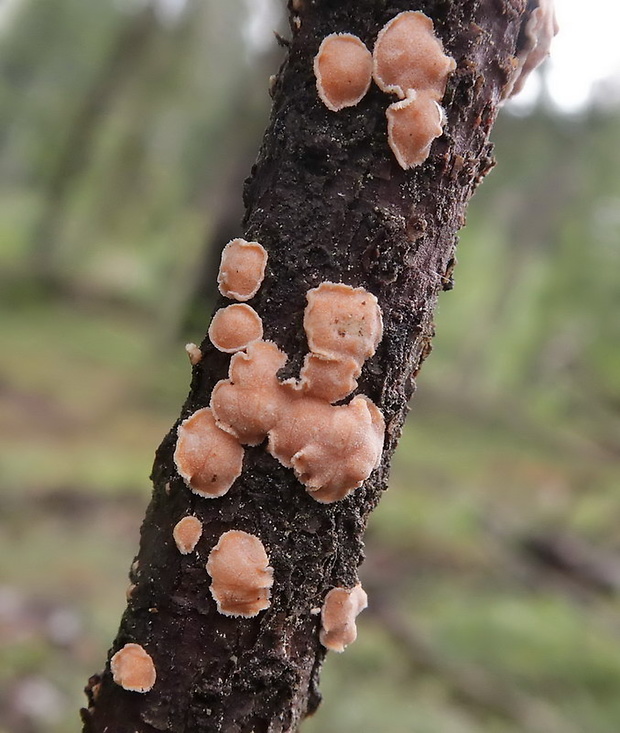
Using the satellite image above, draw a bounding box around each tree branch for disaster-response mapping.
[82,1,531,730]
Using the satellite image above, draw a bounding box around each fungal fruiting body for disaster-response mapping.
[304,282,383,366]
[314,33,373,111]
[173,516,203,554]
[211,340,289,445]
[297,281,383,404]
[185,342,202,365]
[268,395,384,503]
[372,11,455,169]
[504,0,558,98]
[208,303,263,353]
[386,91,445,169]
[218,238,268,301]
[174,407,244,498]
[110,643,156,693]
[297,353,360,404]
[320,584,368,652]
[206,530,273,617]
[372,11,456,100]
[209,283,385,504]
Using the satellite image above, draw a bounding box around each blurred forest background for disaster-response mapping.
[0,0,619,731]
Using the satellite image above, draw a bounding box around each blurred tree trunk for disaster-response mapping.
[82,1,531,731]
[30,6,159,287]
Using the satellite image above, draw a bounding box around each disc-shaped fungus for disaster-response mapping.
[268,395,384,503]
[296,353,361,404]
[173,516,203,555]
[320,584,368,652]
[174,407,244,498]
[209,283,386,504]
[372,11,456,100]
[218,238,268,301]
[304,282,383,366]
[206,530,273,617]
[211,340,289,445]
[208,303,264,353]
[110,643,156,693]
[314,33,373,111]
[386,90,446,169]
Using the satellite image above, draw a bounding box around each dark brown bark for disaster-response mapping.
[82,1,530,731]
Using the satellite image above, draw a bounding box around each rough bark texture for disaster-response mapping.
[82,1,530,731]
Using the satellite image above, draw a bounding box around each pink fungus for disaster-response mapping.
[372,11,456,100]
[268,395,384,503]
[211,340,288,446]
[218,238,268,302]
[173,516,203,554]
[206,530,273,617]
[386,90,446,169]
[174,407,244,498]
[208,304,263,353]
[314,33,373,112]
[296,353,361,404]
[110,643,156,693]
[304,282,383,366]
[320,584,368,652]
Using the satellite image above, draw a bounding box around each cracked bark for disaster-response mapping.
[82,0,531,731]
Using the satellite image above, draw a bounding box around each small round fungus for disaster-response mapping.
[297,353,361,404]
[386,90,445,169]
[185,342,202,365]
[320,584,368,653]
[173,516,203,554]
[174,407,244,498]
[211,340,289,445]
[206,530,273,618]
[314,33,373,112]
[110,643,156,693]
[304,282,383,366]
[218,238,268,302]
[208,304,264,353]
[372,11,456,100]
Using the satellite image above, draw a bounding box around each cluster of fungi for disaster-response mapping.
[314,11,456,169]
[111,236,380,693]
[107,3,558,699]
[313,4,558,166]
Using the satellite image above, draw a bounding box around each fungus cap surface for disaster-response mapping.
[218,238,268,301]
[297,353,361,403]
[208,304,264,353]
[206,530,273,617]
[314,33,373,111]
[173,516,203,554]
[268,395,384,503]
[304,282,383,365]
[320,584,368,652]
[211,340,288,445]
[386,91,445,169]
[174,407,244,498]
[373,11,456,100]
[110,643,156,693]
